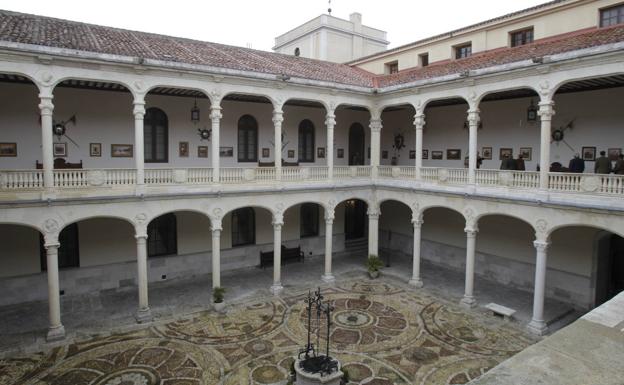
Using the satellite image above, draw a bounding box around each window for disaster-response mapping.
[510,28,534,47]
[238,115,258,162]
[40,223,80,271]
[419,53,429,67]
[300,203,319,238]
[385,61,399,74]
[601,4,624,27]
[144,108,168,163]
[232,208,255,247]
[147,214,177,257]
[294,47,300,56]
[298,119,315,163]
[455,43,472,59]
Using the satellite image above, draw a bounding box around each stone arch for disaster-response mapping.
[546,222,624,240]
[283,97,330,113]
[475,86,540,106]
[57,214,135,234]
[50,76,135,99]
[475,212,536,234]
[551,72,624,97]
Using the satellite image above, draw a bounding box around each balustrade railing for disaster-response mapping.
[0,170,44,189]
[1,166,623,198]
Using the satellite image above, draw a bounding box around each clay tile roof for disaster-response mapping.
[375,25,624,89]
[0,10,376,88]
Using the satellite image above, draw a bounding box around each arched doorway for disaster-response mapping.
[348,123,365,166]
[344,199,367,240]
[595,233,624,306]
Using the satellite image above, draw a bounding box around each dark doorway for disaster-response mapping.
[595,234,624,306]
[348,123,365,166]
[40,223,80,270]
[344,199,367,240]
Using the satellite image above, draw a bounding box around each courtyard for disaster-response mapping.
[0,254,548,385]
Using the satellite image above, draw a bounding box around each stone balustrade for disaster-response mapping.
[1,166,623,198]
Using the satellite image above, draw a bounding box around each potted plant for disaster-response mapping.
[366,255,384,279]
[340,367,350,385]
[213,286,226,312]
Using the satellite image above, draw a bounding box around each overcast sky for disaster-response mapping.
[0,0,548,51]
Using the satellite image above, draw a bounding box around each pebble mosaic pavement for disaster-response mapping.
[0,278,536,385]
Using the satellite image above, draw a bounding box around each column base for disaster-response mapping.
[135,308,153,323]
[527,319,548,336]
[321,274,335,284]
[46,325,65,342]
[459,296,477,309]
[270,283,284,295]
[408,277,424,288]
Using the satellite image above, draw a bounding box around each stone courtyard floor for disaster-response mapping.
[0,276,538,385]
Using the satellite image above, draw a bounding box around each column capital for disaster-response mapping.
[464,227,479,237]
[467,109,480,125]
[210,105,223,120]
[211,227,222,235]
[325,114,336,128]
[413,113,425,129]
[272,213,284,228]
[44,241,60,249]
[367,207,380,220]
[324,213,335,223]
[272,109,284,125]
[133,102,145,119]
[38,96,54,116]
[135,233,148,240]
[533,240,550,252]
[538,101,555,120]
[412,216,423,228]
[369,118,382,133]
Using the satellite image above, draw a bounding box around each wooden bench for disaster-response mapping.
[485,303,516,321]
[260,245,304,269]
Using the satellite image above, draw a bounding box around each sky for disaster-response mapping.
[0,0,548,51]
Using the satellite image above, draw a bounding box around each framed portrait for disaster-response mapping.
[582,146,596,161]
[481,147,492,160]
[197,146,208,158]
[422,149,429,160]
[499,148,513,160]
[219,147,233,157]
[0,142,17,157]
[382,150,388,159]
[288,150,295,158]
[111,144,133,157]
[608,148,621,161]
[337,148,344,159]
[409,150,416,159]
[447,149,461,160]
[53,142,67,157]
[519,147,532,161]
[432,151,443,160]
[262,148,270,158]
[90,143,102,157]
[179,141,189,157]
[317,147,325,159]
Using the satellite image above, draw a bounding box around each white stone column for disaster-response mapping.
[467,109,480,185]
[326,113,336,180]
[270,215,284,294]
[135,229,152,323]
[409,214,424,287]
[210,105,222,183]
[538,101,555,190]
[460,227,478,308]
[39,94,55,190]
[414,112,425,181]
[528,240,550,335]
[367,206,380,257]
[370,117,382,179]
[45,238,65,341]
[273,108,284,181]
[133,98,146,189]
[322,208,335,283]
[211,219,222,288]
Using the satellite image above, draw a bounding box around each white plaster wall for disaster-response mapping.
[0,225,40,277]
[78,219,135,267]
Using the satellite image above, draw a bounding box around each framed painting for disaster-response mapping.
[53,142,67,157]
[262,148,270,158]
[317,147,325,159]
[447,149,461,160]
[197,146,208,158]
[432,151,443,160]
[179,141,189,157]
[582,146,596,161]
[288,150,295,158]
[0,142,17,157]
[519,147,532,161]
[90,143,102,157]
[422,149,428,160]
[481,147,492,160]
[409,150,416,159]
[499,148,513,160]
[382,150,388,159]
[337,148,344,159]
[608,148,621,161]
[111,144,133,157]
[219,147,233,157]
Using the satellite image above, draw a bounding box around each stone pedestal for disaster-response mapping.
[294,358,342,385]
